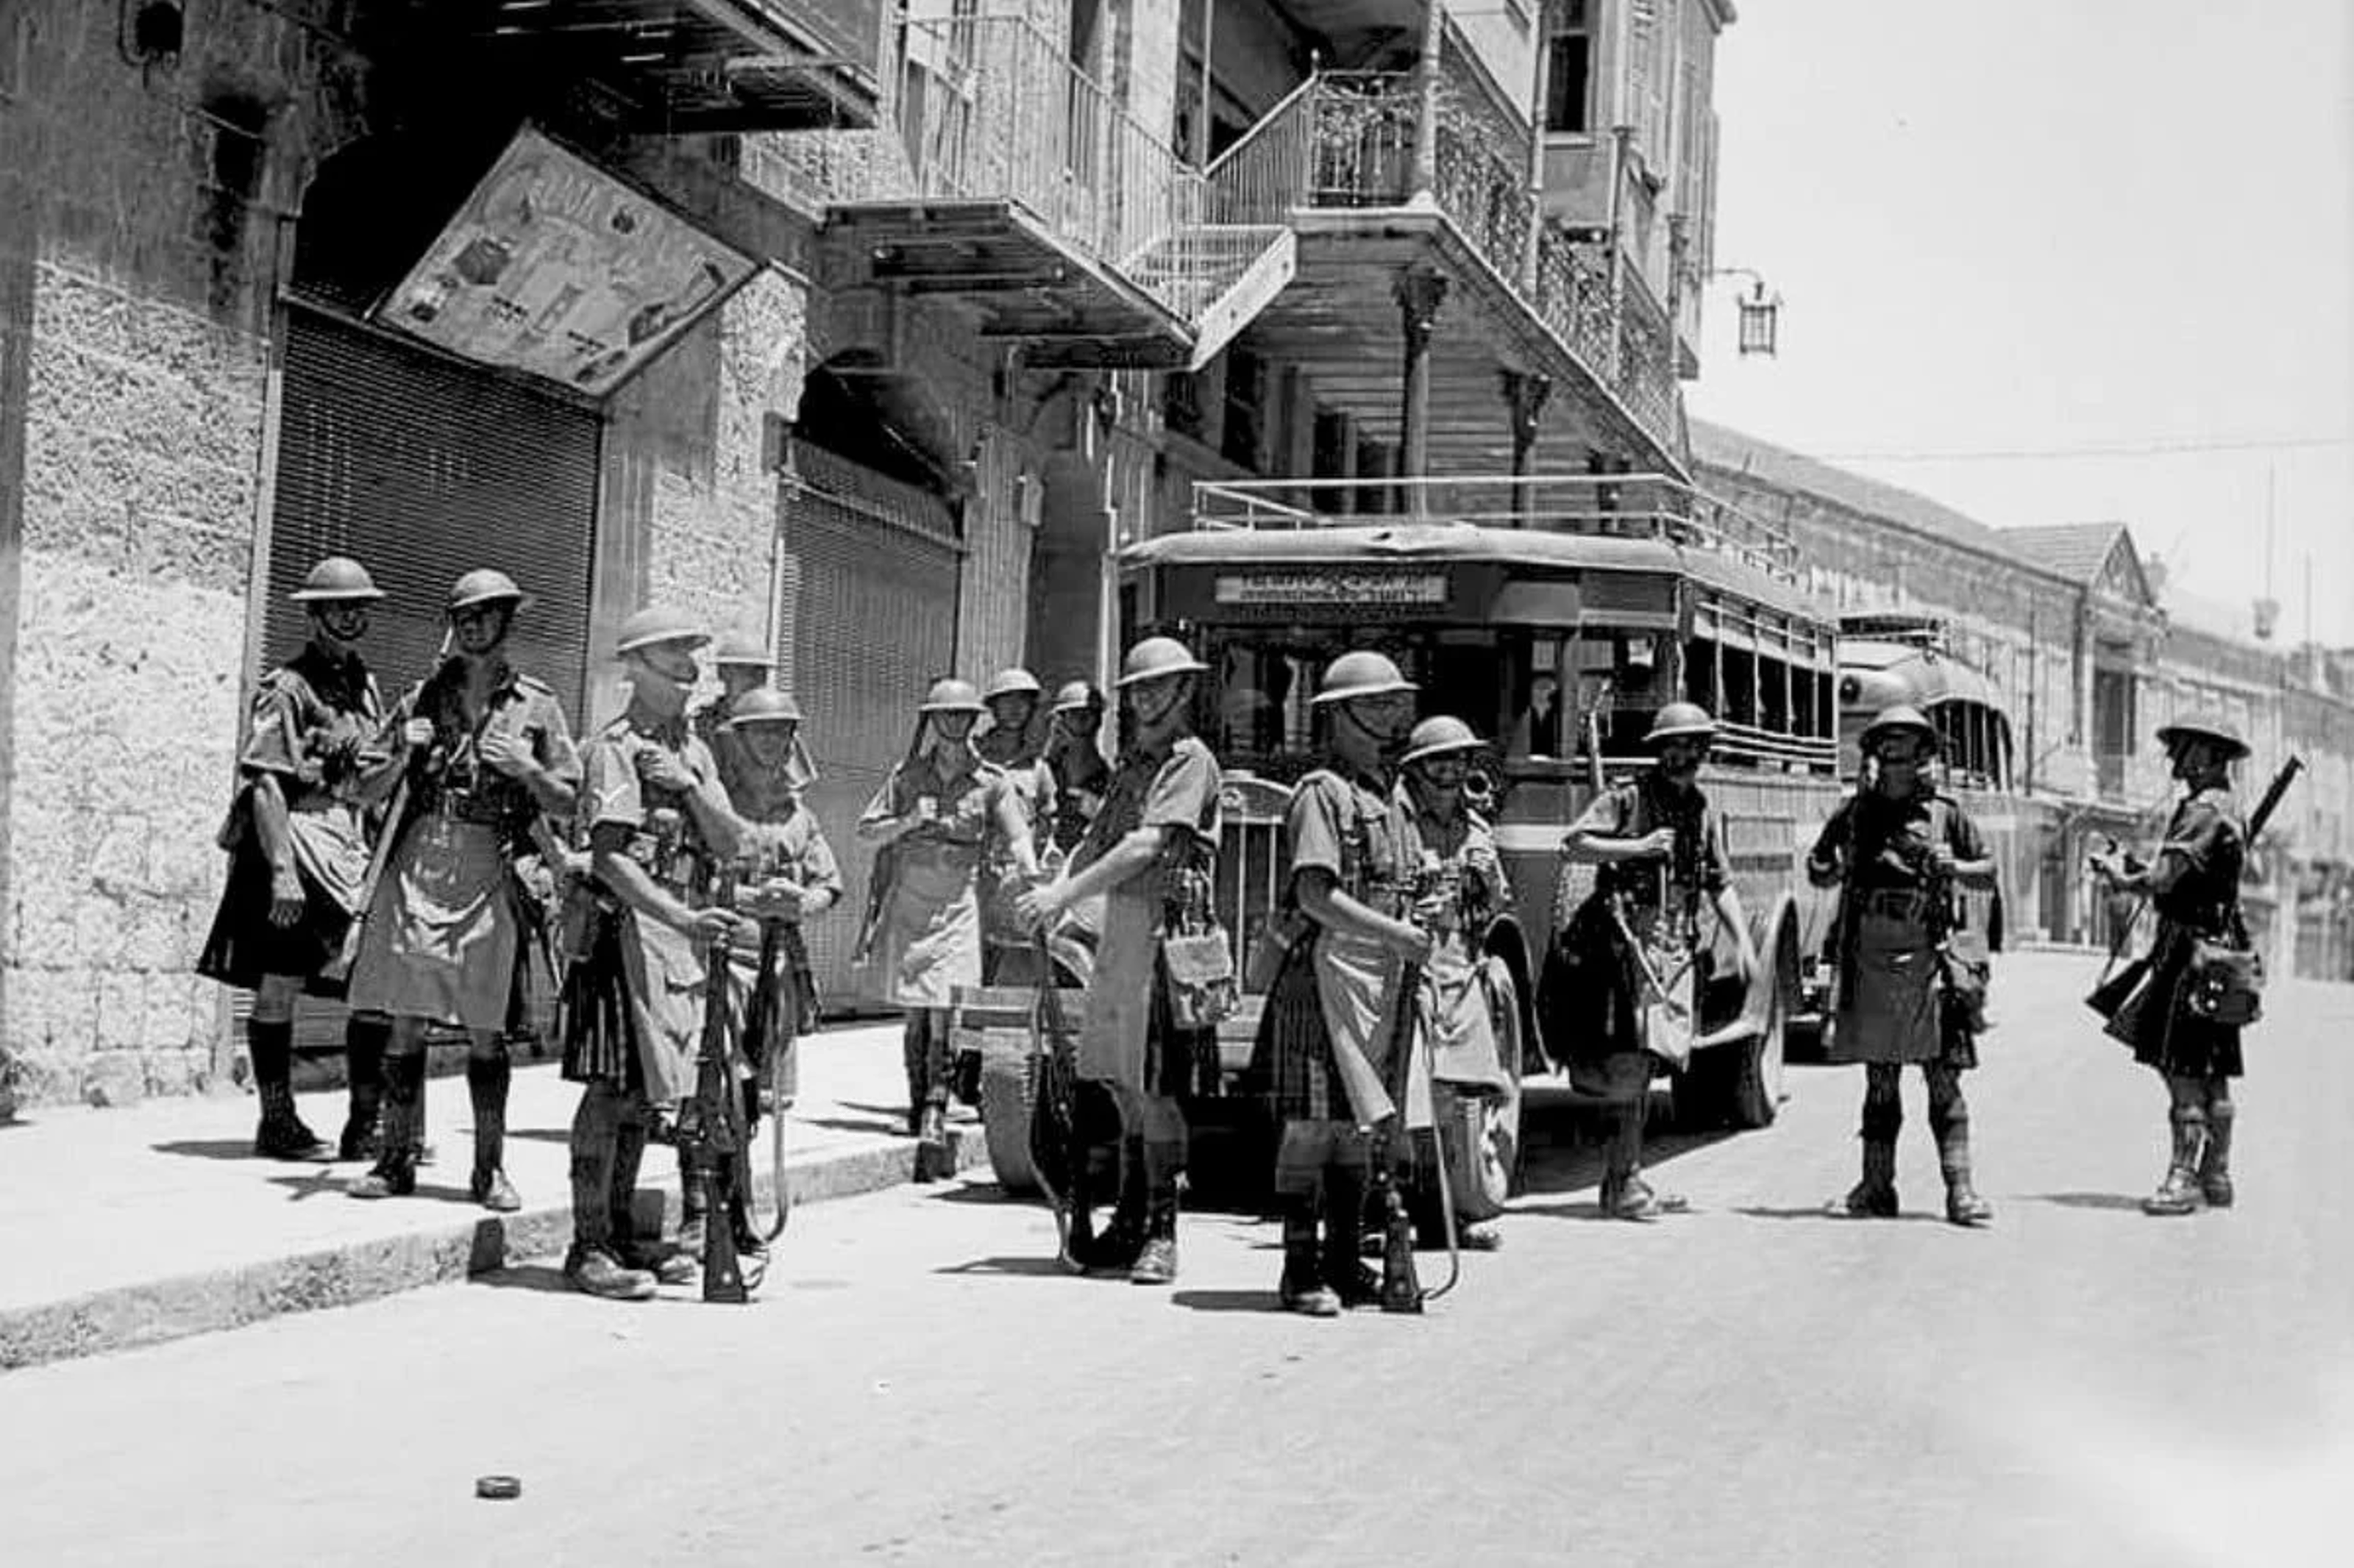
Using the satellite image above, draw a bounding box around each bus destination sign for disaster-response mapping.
[1214,570,1449,608]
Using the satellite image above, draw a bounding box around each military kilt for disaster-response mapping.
[2105,924,2243,1079]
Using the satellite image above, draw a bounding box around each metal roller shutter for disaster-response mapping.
[781,445,962,1006]
[265,307,600,724]
[256,306,600,1060]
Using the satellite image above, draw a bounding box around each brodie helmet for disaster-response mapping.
[918,677,986,715]
[1051,679,1105,714]
[447,569,529,615]
[1643,702,1718,746]
[983,668,1044,703]
[1400,715,1485,769]
[1114,637,1208,689]
[289,557,385,605]
[711,630,775,671]
[2155,713,2251,762]
[614,606,709,657]
[724,687,805,728]
[1309,649,1417,707]
[1860,704,1939,757]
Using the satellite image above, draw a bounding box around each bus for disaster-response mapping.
[1115,473,1851,1205]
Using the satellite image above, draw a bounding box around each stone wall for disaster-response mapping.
[0,0,364,1105]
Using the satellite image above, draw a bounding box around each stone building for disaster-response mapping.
[1,0,1737,1108]
[1693,421,2354,979]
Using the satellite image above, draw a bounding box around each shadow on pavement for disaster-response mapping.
[152,1138,290,1162]
[1170,1289,1279,1314]
[800,1114,908,1138]
[2028,1191,2148,1213]
[260,1169,363,1202]
[469,1264,577,1294]
[934,1255,1069,1278]
[1728,1204,1946,1225]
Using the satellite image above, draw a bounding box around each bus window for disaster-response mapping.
[1722,645,1757,728]
[1793,660,1818,738]
[1760,654,1790,734]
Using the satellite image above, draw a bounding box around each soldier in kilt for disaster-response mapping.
[345,570,580,1212]
[559,609,749,1300]
[1256,652,1435,1317]
[1806,705,1996,1226]
[1551,702,1757,1221]
[1016,637,1223,1285]
[2091,715,2252,1216]
[198,557,397,1162]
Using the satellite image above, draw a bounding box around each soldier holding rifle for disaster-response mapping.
[197,556,398,1163]
[1015,636,1223,1285]
[1554,702,1756,1222]
[2089,714,2259,1216]
[1805,705,1996,1226]
[345,569,579,1212]
[1254,651,1435,1317]
[558,608,747,1300]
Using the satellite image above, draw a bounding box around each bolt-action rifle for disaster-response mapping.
[678,858,753,1304]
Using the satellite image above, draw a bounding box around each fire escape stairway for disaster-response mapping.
[1121,221,1295,371]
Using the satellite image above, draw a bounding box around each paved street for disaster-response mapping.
[6,952,2350,1568]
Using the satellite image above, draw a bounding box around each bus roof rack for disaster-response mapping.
[1190,474,1802,586]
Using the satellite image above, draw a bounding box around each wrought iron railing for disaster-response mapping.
[1190,473,1802,584]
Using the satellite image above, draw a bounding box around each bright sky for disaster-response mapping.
[1688,0,2354,646]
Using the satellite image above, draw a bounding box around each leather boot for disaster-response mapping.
[1087,1136,1147,1277]
[466,1050,520,1212]
[336,1013,389,1161]
[2144,1110,2207,1216]
[1129,1138,1182,1286]
[1843,1141,1900,1218]
[2200,1097,2236,1208]
[1053,1142,1099,1276]
[1319,1168,1381,1309]
[914,1103,950,1183]
[1600,1102,1687,1220]
[1930,1097,1993,1227]
[348,1052,424,1199]
[249,1019,330,1160]
[1279,1200,1338,1317]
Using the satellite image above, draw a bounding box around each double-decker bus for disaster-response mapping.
[1117,474,1850,1203]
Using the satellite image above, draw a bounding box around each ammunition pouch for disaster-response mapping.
[2187,936,2264,1027]
[1159,860,1236,1031]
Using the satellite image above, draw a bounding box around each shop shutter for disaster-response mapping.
[264,307,600,725]
[253,306,600,1057]
[780,445,962,1005]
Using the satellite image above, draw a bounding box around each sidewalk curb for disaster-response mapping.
[0,1127,989,1375]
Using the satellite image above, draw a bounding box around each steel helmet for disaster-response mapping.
[614,606,710,656]
[1309,649,1417,707]
[1643,702,1719,746]
[447,569,528,614]
[1860,703,1939,756]
[1400,715,1484,769]
[983,667,1043,702]
[724,687,804,728]
[1052,679,1105,714]
[2156,713,2250,761]
[289,556,384,604]
[1114,637,1208,688]
[711,630,775,670]
[919,677,986,714]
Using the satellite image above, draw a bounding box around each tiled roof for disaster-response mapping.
[1687,418,2030,566]
[1996,522,2131,585]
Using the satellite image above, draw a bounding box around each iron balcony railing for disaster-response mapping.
[1202,66,1679,458]
[885,14,1202,316]
[1190,473,1801,584]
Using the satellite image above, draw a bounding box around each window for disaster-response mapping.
[1220,347,1267,469]
[1543,1,1593,134]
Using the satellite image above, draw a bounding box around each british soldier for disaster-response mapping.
[559,608,747,1300]
[1256,651,1433,1316]
[1806,705,1997,1226]
[1015,636,1223,1285]
[345,569,580,1212]
[197,556,397,1162]
[1398,715,1517,1252]
[1043,679,1112,856]
[857,678,1031,1180]
[2091,714,2253,1216]
[1554,702,1757,1221]
[975,668,1056,997]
